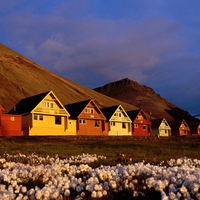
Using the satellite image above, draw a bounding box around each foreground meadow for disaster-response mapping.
[1,136,200,199]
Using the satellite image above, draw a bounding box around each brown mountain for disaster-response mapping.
[0,43,136,113]
[94,78,195,121]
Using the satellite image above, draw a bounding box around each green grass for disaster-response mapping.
[1,135,200,165]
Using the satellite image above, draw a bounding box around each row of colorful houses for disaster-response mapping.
[0,90,199,137]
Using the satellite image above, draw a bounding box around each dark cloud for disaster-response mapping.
[1,1,200,115]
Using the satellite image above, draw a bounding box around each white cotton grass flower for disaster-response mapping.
[21,186,27,194]
[64,189,70,197]
[133,191,138,197]
[2,154,200,199]
[35,190,42,200]
[91,190,97,198]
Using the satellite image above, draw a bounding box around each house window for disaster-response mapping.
[55,116,61,124]
[84,108,94,113]
[34,114,38,120]
[143,125,147,130]
[34,114,43,120]
[85,108,89,113]
[94,120,100,127]
[119,113,121,117]
[42,102,46,107]
[10,117,15,121]
[42,101,54,108]
[50,103,54,108]
[39,115,43,120]
[137,115,143,120]
[111,122,115,126]
[134,124,138,128]
[122,122,126,129]
[79,119,87,124]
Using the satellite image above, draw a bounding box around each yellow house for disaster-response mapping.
[101,105,132,136]
[9,91,76,136]
[151,118,171,137]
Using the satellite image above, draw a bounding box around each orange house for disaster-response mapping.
[169,119,190,136]
[0,105,23,136]
[65,99,107,136]
[127,109,151,136]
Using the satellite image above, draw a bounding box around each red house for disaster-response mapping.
[65,99,107,136]
[0,105,23,136]
[127,109,151,136]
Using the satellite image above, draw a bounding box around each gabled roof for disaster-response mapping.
[168,119,189,131]
[9,91,50,114]
[101,105,119,120]
[126,109,140,120]
[151,118,166,129]
[101,105,131,122]
[65,99,91,119]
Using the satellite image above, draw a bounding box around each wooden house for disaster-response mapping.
[186,120,200,135]
[0,105,23,136]
[169,119,190,136]
[101,105,132,136]
[127,109,151,136]
[151,118,171,137]
[65,99,107,136]
[9,91,72,136]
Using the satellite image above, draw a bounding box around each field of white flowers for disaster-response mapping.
[1,153,200,200]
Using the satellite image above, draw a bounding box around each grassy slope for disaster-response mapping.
[0,43,136,113]
[1,136,200,165]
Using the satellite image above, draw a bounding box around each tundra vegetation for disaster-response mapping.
[0,136,200,199]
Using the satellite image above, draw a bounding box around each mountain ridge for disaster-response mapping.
[94,78,194,121]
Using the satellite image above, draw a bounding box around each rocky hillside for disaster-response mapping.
[94,78,194,121]
[0,43,195,121]
[0,43,136,113]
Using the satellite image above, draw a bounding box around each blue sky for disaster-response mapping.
[1,1,200,116]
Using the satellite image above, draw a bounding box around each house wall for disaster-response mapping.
[67,119,76,135]
[25,114,70,136]
[0,114,23,136]
[179,128,190,136]
[159,128,171,137]
[108,122,132,136]
[132,123,151,136]
[76,119,107,136]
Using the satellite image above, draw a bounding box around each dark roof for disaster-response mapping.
[8,91,50,114]
[65,99,91,119]
[151,118,164,129]
[186,120,200,132]
[126,109,140,120]
[168,119,188,131]
[101,105,119,120]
